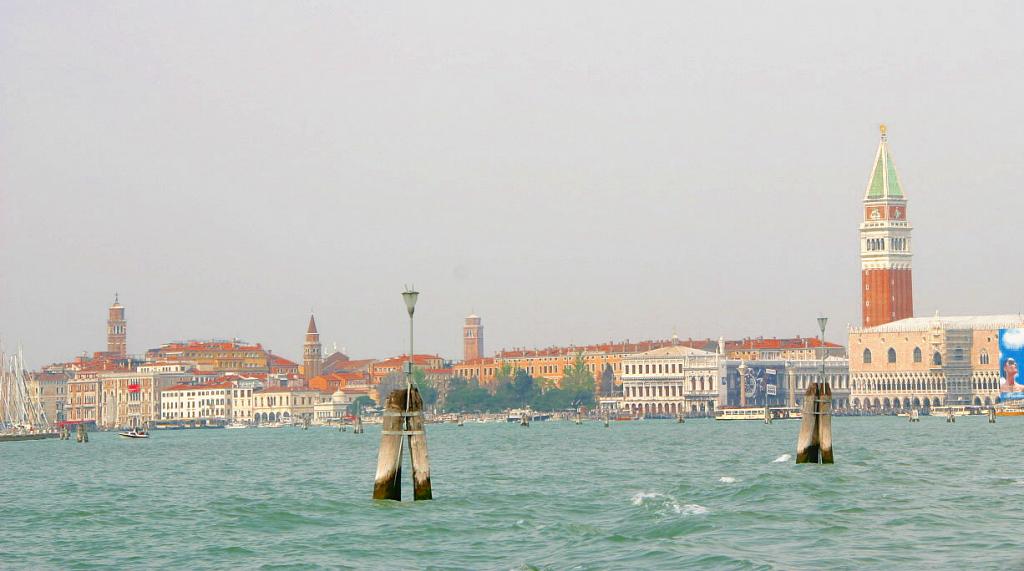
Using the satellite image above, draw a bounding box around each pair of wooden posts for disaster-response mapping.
[373,387,432,501]
[796,382,833,464]
[75,424,88,443]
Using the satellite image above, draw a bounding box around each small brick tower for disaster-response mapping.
[463,313,483,361]
[860,124,914,327]
[107,293,127,357]
[303,314,323,384]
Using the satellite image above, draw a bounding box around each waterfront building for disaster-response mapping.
[312,390,353,425]
[621,345,722,416]
[860,125,913,327]
[107,294,127,358]
[27,370,69,423]
[160,380,255,422]
[452,357,499,386]
[97,364,192,428]
[303,314,322,384]
[252,386,321,424]
[848,315,1022,410]
[65,360,129,426]
[463,314,483,361]
[145,340,271,373]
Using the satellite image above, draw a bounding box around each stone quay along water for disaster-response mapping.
[1,417,1022,570]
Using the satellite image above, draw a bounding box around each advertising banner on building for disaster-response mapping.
[726,365,782,406]
[998,329,1024,402]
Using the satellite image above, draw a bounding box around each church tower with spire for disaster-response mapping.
[107,293,127,357]
[860,125,914,327]
[303,314,323,384]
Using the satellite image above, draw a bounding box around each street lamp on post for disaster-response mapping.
[402,287,419,392]
[818,316,829,389]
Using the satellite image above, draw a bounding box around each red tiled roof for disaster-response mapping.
[163,381,233,392]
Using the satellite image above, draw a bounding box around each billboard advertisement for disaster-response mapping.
[999,329,1024,402]
[724,365,781,406]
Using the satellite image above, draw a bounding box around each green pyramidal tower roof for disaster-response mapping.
[865,124,904,200]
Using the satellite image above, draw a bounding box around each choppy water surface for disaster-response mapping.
[2,417,1022,570]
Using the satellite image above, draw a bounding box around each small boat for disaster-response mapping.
[118,428,150,439]
[995,402,1024,417]
[224,422,250,429]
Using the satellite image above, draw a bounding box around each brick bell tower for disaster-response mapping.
[860,125,914,327]
[303,314,323,384]
[463,313,483,361]
[107,293,127,357]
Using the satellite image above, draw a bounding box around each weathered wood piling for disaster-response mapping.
[75,424,88,443]
[988,408,996,423]
[795,382,833,464]
[354,414,364,434]
[909,409,920,422]
[603,410,610,427]
[372,387,432,501]
[520,411,530,427]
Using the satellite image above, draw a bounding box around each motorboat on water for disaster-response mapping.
[224,422,250,429]
[995,402,1024,417]
[715,406,802,421]
[930,405,984,417]
[118,428,150,439]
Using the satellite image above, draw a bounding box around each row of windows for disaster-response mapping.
[863,347,990,365]
[624,380,713,398]
[625,363,715,375]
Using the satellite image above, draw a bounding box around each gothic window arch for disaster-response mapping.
[887,348,897,364]
[980,350,990,365]
[913,347,922,363]
[933,352,942,366]
[863,348,872,364]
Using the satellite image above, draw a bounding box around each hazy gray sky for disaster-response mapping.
[3,2,1023,368]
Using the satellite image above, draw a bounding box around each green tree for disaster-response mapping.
[512,368,538,406]
[560,351,596,407]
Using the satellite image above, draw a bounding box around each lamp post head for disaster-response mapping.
[402,287,419,317]
[817,316,828,337]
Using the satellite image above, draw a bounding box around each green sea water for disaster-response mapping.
[1,417,1022,570]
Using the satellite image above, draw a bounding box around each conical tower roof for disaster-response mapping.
[865,124,905,200]
[307,314,318,335]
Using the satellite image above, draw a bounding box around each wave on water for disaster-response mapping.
[772,454,791,463]
[630,492,708,516]
[718,476,737,483]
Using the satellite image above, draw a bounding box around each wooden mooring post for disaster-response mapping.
[373,387,432,501]
[75,424,88,443]
[603,410,610,428]
[988,407,996,423]
[353,414,364,434]
[520,411,530,427]
[795,382,833,464]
